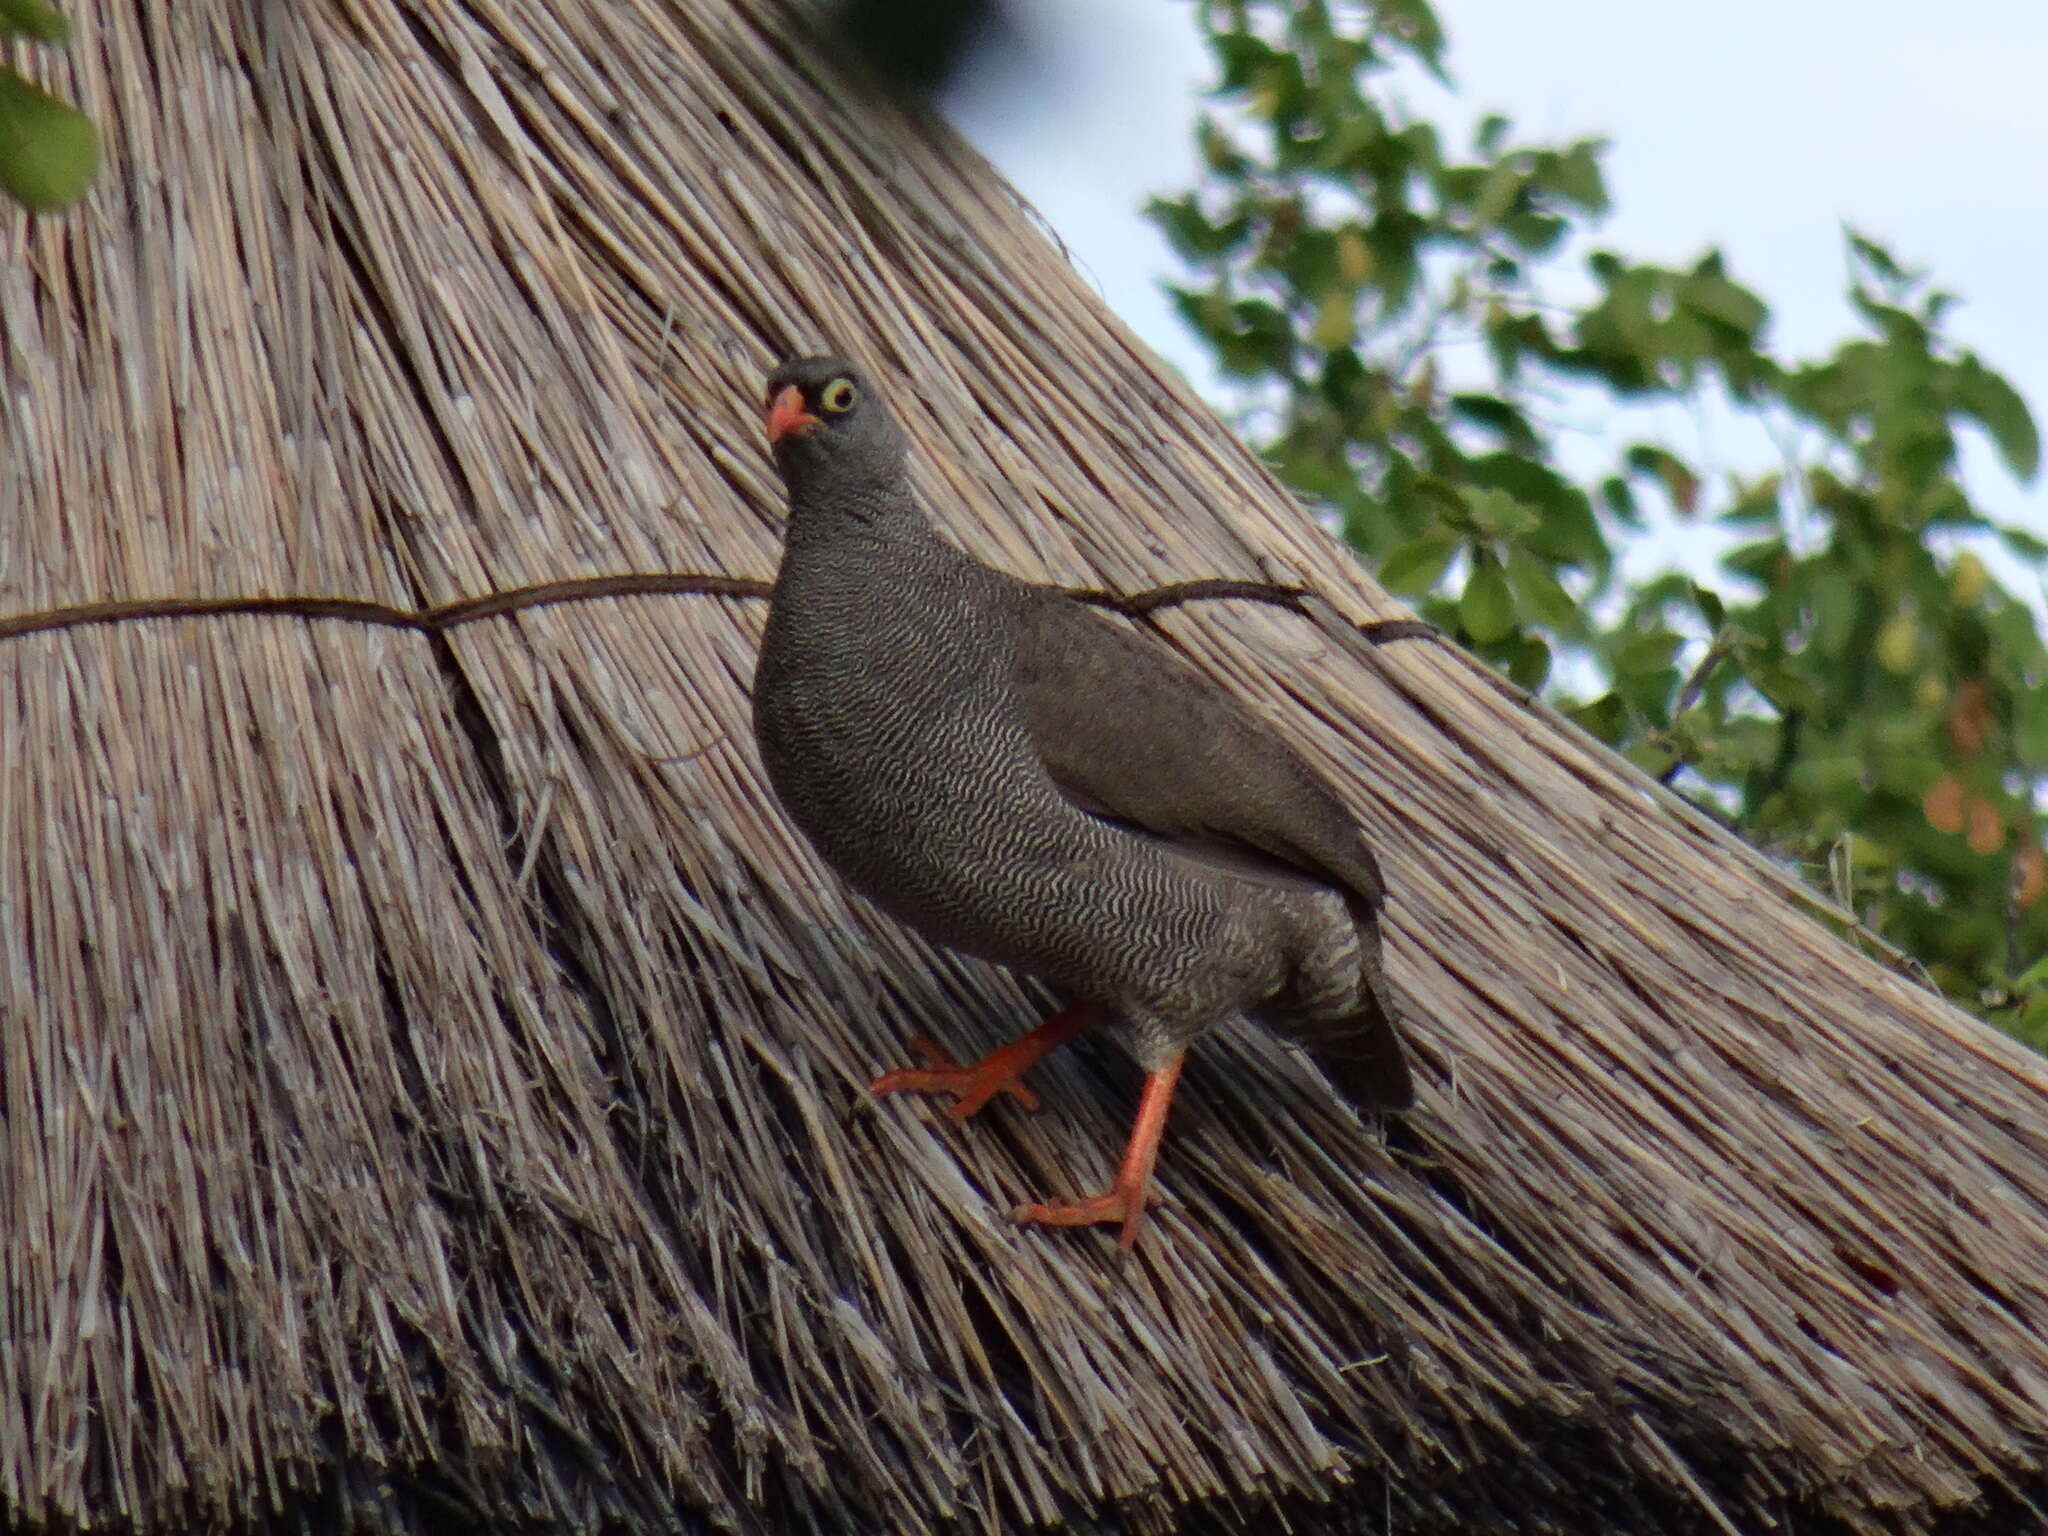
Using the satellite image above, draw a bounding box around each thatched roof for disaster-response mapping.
[5,2,2048,1531]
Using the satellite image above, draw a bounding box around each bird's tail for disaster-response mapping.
[1268,895,1414,1112]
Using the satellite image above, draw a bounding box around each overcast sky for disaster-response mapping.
[948,0,2048,584]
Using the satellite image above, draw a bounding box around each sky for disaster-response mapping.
[945,0,2048,594]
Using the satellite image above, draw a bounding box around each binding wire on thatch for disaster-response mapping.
[4,1,2047,1532]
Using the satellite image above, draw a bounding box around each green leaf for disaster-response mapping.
[1450,392,1538,452]
[1624,444,1701,515]
[1460,559,1516,643]
[1748,663,1822,714]
[1462,486,1540,537]
[1500,211,1568,255]
[1471,161,1524,227]
[1377,534,1458,596]
[1374,0,1448,76]
[1851,289,1930,351]
[1601,475,1638,524]
[1953,355,2040,482]
[1194,114,1248,176]
[1147,195,1249,261]
[1506,547,1580,631]
[1568,692,1629,745]
[1719,473,1784,528]
[0,64,96,210]
[1210,30,1279,95]
[1999,526,2048,563]
[1550,140,1608,212]
[1805,570,1859,660]
[1680,271,1767,337]
[1407,475,1469,523]
[1847,227,1910,287]
[1624,739,1678,778]
[1690,582,1726,629]
[1309,288,1356,351]
[0,0,67,44]
[1614,627,1681,677]
[1508,635,1552,690]
[1725,537,1790,586]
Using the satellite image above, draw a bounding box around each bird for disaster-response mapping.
[751,353,1413,1248]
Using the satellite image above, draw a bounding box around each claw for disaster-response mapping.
[871,1035,1040,1115]
[1013,1188,1155,1249]
[1014,1056,1185,1250]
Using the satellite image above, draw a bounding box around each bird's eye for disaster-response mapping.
[820,377,859,414]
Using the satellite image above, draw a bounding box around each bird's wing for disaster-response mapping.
[1010,586,1384,904]
[1010,586,1410,1109]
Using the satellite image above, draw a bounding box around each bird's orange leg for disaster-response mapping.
[1014,1054,1184,1250]
[872,1001,1105,1118]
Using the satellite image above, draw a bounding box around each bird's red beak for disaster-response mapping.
[765,384,821,444]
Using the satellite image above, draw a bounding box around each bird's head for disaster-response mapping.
[762,355,909,503]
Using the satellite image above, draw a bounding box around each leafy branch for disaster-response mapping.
[1163,0,2048,1043]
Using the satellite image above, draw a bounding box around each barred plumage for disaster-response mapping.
[752,354,1411,1246]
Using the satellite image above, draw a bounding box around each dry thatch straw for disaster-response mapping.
[4,1,2047,1531]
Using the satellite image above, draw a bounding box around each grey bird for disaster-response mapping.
[752,354,1412,1248]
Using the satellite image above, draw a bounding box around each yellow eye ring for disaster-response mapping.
[820,377,858,414]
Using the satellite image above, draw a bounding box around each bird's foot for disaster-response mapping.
[1013,1184,1155,1250]
[871,1005,1102,1120]
[871,1036,1041,1117]
[1010,1060,1182,1250]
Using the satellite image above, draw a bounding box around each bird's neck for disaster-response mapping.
[783,465,936,546]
